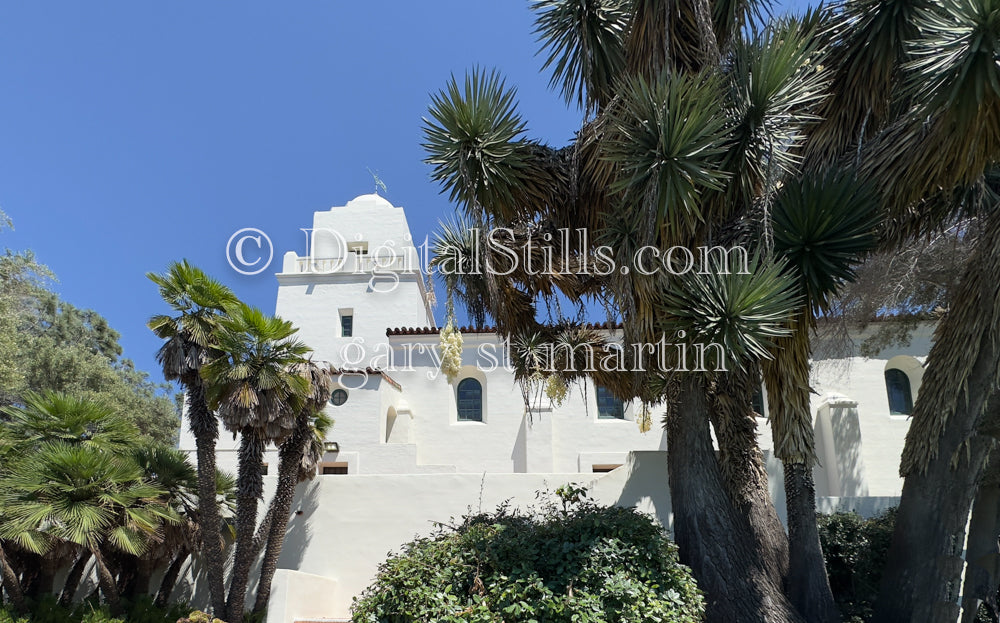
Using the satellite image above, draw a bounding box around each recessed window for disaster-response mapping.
[751,385,766,417]
[260,463,269,476]
[596,386,624,419]
[341,314,353,337]
[321,462,348,475]
[457,378,483,422]
[885,368,913,416]
[593,464,622,473]
[330,389,348,406]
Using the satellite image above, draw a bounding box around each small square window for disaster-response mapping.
[321,462,348,475]
[260,464,269,476]
[341,315,353,337]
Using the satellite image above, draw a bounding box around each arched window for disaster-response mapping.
[457,378,483,422]
[885,368,913,416]
[596,386,624,420]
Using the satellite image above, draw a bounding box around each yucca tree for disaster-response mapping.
[423,2,833,619]
[253,360,333,614]
[147,260,237,616]
[792,0,1000,619]
[762,171,881,622]
[201,303,310,623]
[0,442,178,614]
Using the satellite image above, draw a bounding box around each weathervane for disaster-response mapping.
[367,167,388,196]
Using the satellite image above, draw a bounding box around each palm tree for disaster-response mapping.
[201,303,310,622]
[0,391,145,604]
[118,444,200,600]
[0,442,178,614]
[147,260,237,616]
[253,361,333,614]
[2,391,138,452]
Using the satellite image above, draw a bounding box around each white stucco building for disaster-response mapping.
[179,194,928,622]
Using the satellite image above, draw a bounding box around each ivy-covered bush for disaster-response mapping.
[352,486,704,623]
[817,507,896,623]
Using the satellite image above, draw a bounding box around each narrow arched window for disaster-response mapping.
[885,369,913,416]
[457,378,483,422]
[596,386,624,419]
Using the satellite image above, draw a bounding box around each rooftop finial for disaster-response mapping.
[367,167,388,196]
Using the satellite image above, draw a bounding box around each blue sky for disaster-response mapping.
[0,1,807,385]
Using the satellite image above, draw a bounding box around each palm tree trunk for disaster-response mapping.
[668,376,803,623]
[187,381,228,617]
[155,550,189,608]
[253,411,310,613]
[59,549,91,606]
[0,543,25,613]
[251,503,275,557]
[92,547,122,616]
[875,210,1000,623]
[962,450,1000,623]
[226,427,267,623]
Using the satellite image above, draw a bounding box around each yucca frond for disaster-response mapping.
[605,71,732,243]
[771,169,881,313]
[724,17,828,206]
[423,68,558,222]
[657,253,800,370]
[532,0,631,113]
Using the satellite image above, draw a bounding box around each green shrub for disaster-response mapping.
[352,487,704,623]
[817,507,896,622]
[0,596,189,623]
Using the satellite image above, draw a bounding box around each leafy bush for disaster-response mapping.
[352,487,704,623]
[0,596,188,623]
[817,507,896,622]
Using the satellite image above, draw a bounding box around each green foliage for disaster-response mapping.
[0,249,180,445]
[352,493,704,623]
[0,595,188,623]
[532,0,631,112]
[817,508,897,622]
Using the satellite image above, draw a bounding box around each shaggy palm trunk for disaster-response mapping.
[875,211,1000,623]
[253,411,311,614]
[0,544,25,612]
[92,547,122,615]
[60,550,91,606]
[155,551,189,608]
[763,318,838,623]
[962,448,1000,623]
[226,427,267,623]
[668,376,803,623]
[187,381,228,617]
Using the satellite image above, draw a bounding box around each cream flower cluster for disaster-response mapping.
[439,321,464,383]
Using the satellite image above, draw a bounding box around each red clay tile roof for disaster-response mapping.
[385,321,623,337]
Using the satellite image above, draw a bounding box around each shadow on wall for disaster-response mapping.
[597,451,674,532]
[275,482,321,571]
